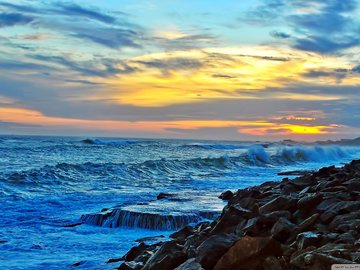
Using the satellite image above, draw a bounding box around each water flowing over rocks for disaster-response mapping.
[113,160,360,269]
[81,202,220,230]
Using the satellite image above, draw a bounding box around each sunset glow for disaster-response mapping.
[0,0,360,140]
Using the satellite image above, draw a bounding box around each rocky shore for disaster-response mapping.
[113,160,360,270]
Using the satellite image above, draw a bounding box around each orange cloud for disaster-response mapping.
[0,107,343,138]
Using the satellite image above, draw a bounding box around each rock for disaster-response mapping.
[259,196,295,214]
[296,232,321,249]
[211,204,252,234]
[143,241,187,270]
[271,217,296,242]
[135,235,165,243]
[157,192,174,200]
[122,242,150,262]
[170,226,195,241]
[174,258,205,270]
[343,178,360,191]
[243,215,278,237]
[71,261,86,267]
[297,193,323,209]
[263,256,286,270]
[117,261,143,270]
[310,253,355,270]
[196,233,238,270]
[297,213,319,232]
[214,236,282,270]
[336,232,355,244]
[219,190,233,200]
[107,257,123,263]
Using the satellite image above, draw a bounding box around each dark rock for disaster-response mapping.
[259,196,295,214]
[218,190,233,200]
[297,213,319,232]
[170,226,195,241]
[143,241,187,270]
[196,233,238,270]
[107,257,123,263]
[297,193,323,209]
[135,235,165,243]
[122,242,150,262]
[263,256,287,270]
[271,217,296,242]
[243,215,278,237]
[118,261,143,270]
[214,236,282,270]
[71,261,86,267]
[157,192,174,200]
[211,204,252,234]
[343,178,360,191]
[296,231,321,249]
[174,258,205,270]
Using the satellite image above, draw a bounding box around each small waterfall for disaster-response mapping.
[81,209,219,230]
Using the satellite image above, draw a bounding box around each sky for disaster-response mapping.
[0,0,360,141]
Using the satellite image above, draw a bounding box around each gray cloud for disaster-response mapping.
[0,12,34,27]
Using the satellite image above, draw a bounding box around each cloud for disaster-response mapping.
[54,2,117,24]
[244,0,360,54]
[0,12,34,27]
[0,1,143,49]
[135,57,203,75]
[270,31,290,39]
[29,54,137,77]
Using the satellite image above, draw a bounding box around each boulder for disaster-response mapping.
[259,196,295,214]
[195,233,238,270]
[297,193,323,209]
[117,261,143,270]
[214,236,282,270]
[174,258,205,270]
[142,241,187,270]
[170,226,195,241]
[296,232,321,250]
[219,190,233,200]
[271,217,296,242]
[122,242,150,262]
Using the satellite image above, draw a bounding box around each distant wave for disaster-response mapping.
[182,143,248,150]
[81,138,138,146]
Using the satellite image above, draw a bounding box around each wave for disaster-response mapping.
[81,138,138,146]
[183,143,247,150]
[2,144,358,189]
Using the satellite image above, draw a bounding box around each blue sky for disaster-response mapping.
[0,0,360,140]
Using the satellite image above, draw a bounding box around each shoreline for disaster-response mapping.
[113,160,360,270]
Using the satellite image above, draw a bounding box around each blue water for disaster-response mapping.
[1,135,359,269]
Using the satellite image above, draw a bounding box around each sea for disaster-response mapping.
[1,135,359,269]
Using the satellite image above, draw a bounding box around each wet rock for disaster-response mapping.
[214,236,282,270]
[135,235,165,243]
[196,233,238,270]
[143,241,187,270]
[259,196,295,214]
[296,232,321,249]
[174,258,205,270]
[211,205,252,234]
[297,193,323,209]
[263,256,286,270]
[122,242,150,262]
[297,213,319,232]
[218,190,233,200]
[170,226,195,241]
[118,261,143,270]
[156,192,174,200]
[71,261,86,267]
[271,217,296,242]
[243,215,278,237]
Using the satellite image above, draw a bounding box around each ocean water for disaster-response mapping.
[1,135,359,269]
